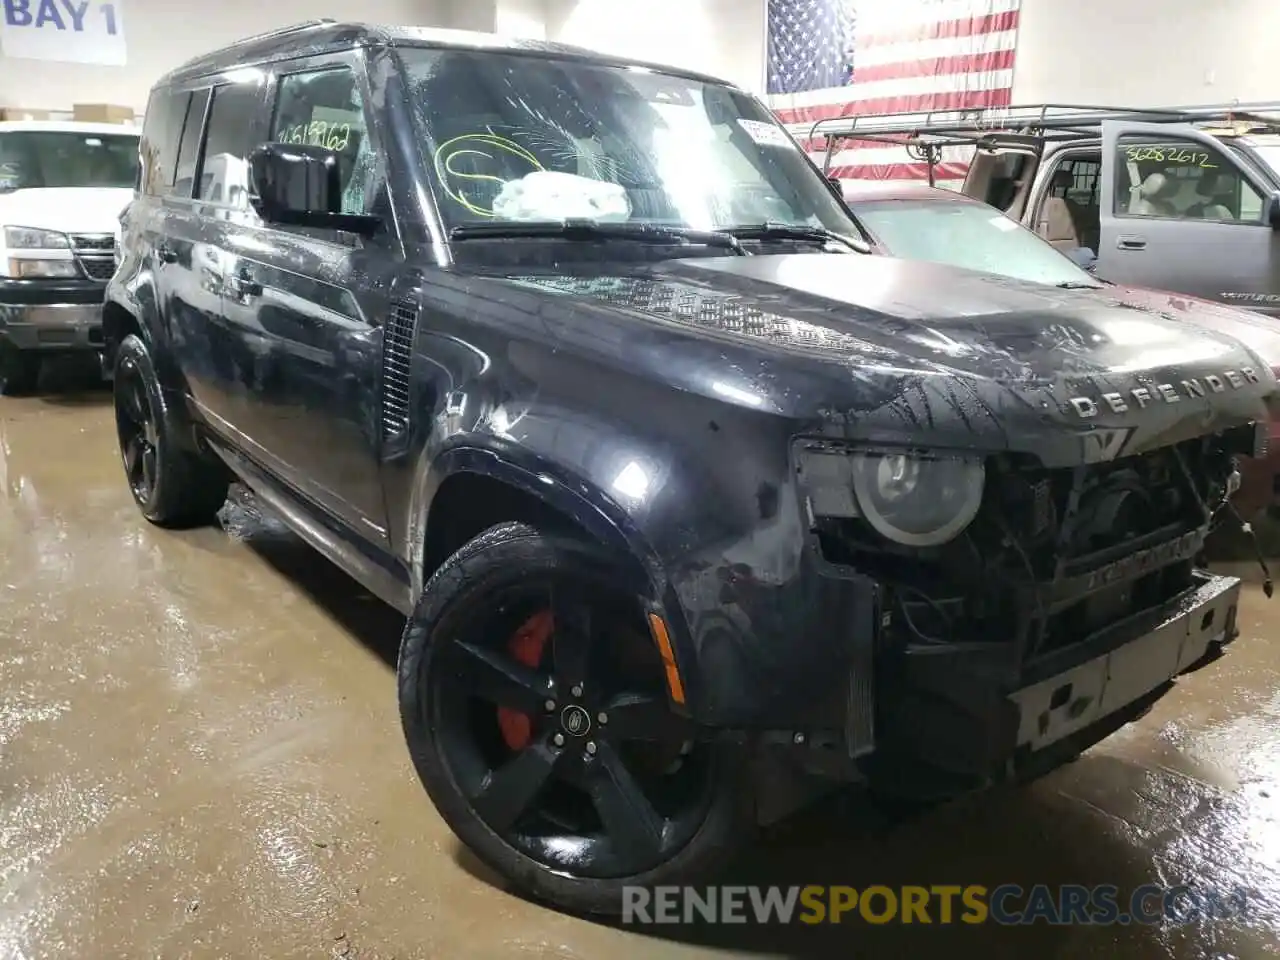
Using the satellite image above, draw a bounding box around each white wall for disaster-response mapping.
[10,0,1269,120]
[0,0,451,114]
[530,0,1279,109]
[495,0,548,39]
[1011,0,1273,105]
[543,0,766,92]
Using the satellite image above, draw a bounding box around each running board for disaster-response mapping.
[206,438,415,616]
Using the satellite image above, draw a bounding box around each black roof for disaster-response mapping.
[158,19,731,88]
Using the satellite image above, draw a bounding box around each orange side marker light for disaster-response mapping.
[646,612,686,705]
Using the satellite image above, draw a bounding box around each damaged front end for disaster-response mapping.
[794,420,1262,800]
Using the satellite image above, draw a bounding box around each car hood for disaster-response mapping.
[1102,282,1280,369]
[484,254,1275,466]
[0,186,133,236]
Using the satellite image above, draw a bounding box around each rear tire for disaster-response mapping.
[398,521,753,916]
[0,344,41,396]
[113,333,228,528]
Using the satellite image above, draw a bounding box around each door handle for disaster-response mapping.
[156,243,178,264]
[1116,235,1148,251]
[225,271,263,300]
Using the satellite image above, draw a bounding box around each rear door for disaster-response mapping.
[1099,120,1280,309]
[174,74,269,430]
[134,86,223,395]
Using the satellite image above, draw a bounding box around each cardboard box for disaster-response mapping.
[0,107,53,121]
[72,103,135,124]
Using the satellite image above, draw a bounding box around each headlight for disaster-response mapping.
[4,226,70,249]
[8,259,79,278]
[798,446,986,547]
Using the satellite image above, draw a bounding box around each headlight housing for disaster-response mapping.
[8,258,79,278]
[4,226,70,249]
[797,445,986,547]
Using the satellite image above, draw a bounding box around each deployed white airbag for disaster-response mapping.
[492,170,631,222]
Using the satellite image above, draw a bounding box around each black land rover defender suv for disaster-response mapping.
[106,20,1275,915]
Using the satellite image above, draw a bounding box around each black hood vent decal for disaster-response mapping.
[506,275,897,361]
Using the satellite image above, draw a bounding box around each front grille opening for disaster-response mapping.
[79,258,114,281]
[71,234,116,283]
[1042,559,1193,652]
[814,437,1234,668]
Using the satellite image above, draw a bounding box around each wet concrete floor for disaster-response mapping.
[2,366,1279,959]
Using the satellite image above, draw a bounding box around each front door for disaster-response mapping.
[215,52,402,544]
[1098,120,1280,311]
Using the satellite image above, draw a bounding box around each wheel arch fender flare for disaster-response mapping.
[103,271,161,356]
[408,440,664,596]
[406,441,705,710]
[104,269,192,403]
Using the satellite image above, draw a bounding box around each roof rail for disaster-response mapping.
[229,18,336,47]
[787,100,1280,144]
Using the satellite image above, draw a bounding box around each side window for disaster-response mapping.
[1035,153,1102,253]
[196,80,262,207]
[269,66,375,215]
[1114,137,1263,223]
[982,153,1028,212]
[1053,156,1101,209]
[173,88,210,198]
[139,89,188,196]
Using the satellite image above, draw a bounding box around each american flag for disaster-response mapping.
[767,0,1023,184]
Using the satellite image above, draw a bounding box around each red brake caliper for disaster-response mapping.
[497,610,554,751]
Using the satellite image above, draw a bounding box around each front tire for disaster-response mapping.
[398,521,752,916]
[113,333,228,528]
[0,343,41,396]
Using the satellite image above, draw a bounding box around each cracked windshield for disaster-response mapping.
[400,48,852,233]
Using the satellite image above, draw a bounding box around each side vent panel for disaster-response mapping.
[381,300,416,442]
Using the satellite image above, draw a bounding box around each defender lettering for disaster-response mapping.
[1068,368,1259,418]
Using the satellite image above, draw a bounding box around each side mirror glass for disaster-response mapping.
[248,142,379,236]
[1065,246,1098,273]
[1265,191,1280,231]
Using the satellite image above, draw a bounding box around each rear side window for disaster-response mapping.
[173,88,210,198]
[196,80,262,208]
[139,88,187,196]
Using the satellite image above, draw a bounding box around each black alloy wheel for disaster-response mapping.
[114,357,159,505]
[399,522,751,914]
[111,334,228,527]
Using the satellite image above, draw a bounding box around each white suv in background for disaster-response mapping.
[0,120,139,394]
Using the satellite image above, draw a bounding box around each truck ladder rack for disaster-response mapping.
[787,100,1280,146]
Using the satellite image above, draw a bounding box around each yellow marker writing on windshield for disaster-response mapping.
[433,133,543,217]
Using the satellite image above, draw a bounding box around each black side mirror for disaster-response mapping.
[1265,191,1280,231]
[1065,246,1099,273]
[826,174,843,198]
[248,142,379,236]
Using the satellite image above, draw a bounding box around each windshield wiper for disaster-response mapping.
[723,221,871,254]
[450,219,749,255]
[1055,280,1105,289]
